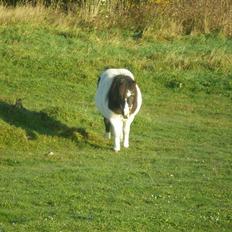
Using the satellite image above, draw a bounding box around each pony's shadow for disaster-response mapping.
[0,100,98,147]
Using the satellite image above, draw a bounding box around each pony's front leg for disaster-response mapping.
[111,119,123,152]
[123,117,134,148]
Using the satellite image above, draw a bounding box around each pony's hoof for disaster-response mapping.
[123,142,129,148]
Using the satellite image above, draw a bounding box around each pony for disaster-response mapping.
[95,68,142,152]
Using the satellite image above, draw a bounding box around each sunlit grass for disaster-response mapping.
[0,15,231,232]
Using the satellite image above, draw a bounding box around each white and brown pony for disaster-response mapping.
[95,68,142,152]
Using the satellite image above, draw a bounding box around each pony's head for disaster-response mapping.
[108,75,137,119]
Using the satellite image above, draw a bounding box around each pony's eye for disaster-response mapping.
[127,96,134,106]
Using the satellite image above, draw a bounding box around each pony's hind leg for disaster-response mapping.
[104,117,111,139]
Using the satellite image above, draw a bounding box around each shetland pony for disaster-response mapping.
[95,68,142,152]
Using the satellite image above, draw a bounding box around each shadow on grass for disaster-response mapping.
[0,100,101,148]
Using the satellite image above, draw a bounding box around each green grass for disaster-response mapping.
[0,22,232,231]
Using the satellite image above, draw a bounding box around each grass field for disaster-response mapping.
[0,15,232,231]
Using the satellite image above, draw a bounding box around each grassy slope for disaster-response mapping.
[0,22,232,231]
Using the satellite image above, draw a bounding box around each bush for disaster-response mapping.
[0,0,231,37]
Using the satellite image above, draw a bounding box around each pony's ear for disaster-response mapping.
[131,79,136,85]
